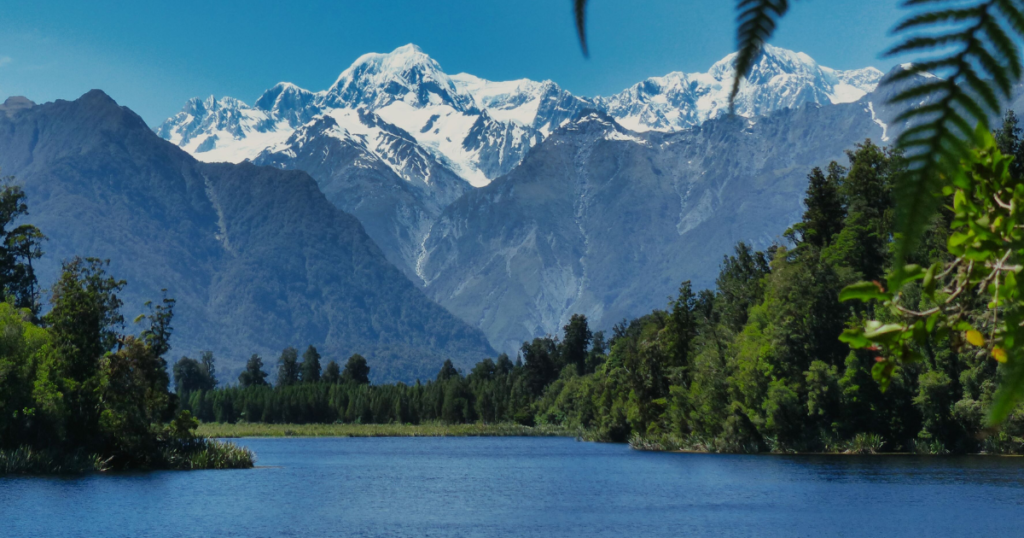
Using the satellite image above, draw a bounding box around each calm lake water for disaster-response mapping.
[2,437,1024,537]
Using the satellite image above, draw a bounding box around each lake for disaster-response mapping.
[2,437,1023,537]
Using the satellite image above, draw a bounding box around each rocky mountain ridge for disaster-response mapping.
[0,91,495,382]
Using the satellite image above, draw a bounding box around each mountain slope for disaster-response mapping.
[0,91,494,382]
[418,100,890,354]
[158,44,885,285]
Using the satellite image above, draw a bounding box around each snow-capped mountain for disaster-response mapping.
[158,44,539,187]
[157,43,883,187]
[450,74,591,135]
[599,45,884,132]
[252,107,471,279]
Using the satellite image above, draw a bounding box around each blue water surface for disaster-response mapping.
[2,436,1023,537]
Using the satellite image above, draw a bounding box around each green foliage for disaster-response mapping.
[0,177,250,473]
[173,354,216,394]
[300,345,322,384]
[0,173,46,314]
[840,122,1024,424]
[238,354,269,388]
[322,360,341,384]
[276,347,300,388]
[342,354,371,385]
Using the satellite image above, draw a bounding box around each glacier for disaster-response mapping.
[157,43,883,189]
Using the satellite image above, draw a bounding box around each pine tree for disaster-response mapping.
[322,360,341,384]
[786,165,845,250]
[276,347,300,388]
[436,359,459,381]
[0,176,46,314]
[238,354,269,388]
[199,350,217,389]
[341,354,370,385]
[560,314,592,375]
[300,345,322,383]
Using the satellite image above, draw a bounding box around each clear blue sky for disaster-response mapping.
[0,0,905,126]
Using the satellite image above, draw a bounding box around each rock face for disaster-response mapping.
[157,44,887,286]
[252,109,471,281]
[418,100,892,354]
[0,90,495,382]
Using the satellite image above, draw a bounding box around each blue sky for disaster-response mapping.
[0,0,905,126]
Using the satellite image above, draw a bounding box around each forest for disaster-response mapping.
[175,114,1024,455]
[0,177,252,473]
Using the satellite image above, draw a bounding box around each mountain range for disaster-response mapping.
[154,44,909,355]
[0,42,964,375]
[0,91,495,382]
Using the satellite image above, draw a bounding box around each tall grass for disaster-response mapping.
[1,438,254,475]
[197,421,572,438]
[0,447,104,475]
[162,438,255,470]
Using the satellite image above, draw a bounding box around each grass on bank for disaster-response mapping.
[0,438,255,475]
[197,421,573,438]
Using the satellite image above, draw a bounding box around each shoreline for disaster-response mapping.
[196,422,573,439]
[197,424,1024,457]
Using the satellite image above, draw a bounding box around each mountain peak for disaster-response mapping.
[321,44,473,111]
[254,82,320,127]
[0,96,35,117]
[391,43,425,56]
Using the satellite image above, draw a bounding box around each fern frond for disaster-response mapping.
[730,0,790,111]
[885,0,1024,266]
[574,0,590,57]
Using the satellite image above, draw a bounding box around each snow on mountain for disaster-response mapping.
[157,43,883,184]
[600,45,884,132]
[321,44,474,112]
[451,74,590,135]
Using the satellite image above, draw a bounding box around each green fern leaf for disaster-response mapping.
[730,0,790,111]
[884,0,1024,267]
[574,0,590,57]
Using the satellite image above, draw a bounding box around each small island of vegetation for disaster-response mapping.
[0,176,253,474]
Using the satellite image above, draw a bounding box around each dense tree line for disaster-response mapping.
[182,124,1024,454]
[0,176,250,472]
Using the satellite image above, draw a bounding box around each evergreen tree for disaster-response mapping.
[586,331,607,373]
[341,354,370,385]
[714,244,770,332]
[200,350,217,389]
[664,281,699,370]
[173,357,205,394]
[44,257,126,448]
[522,337,558,396]
[323,360,341,384]
[238,354,269,388]
[300,345,322,383]
[276,347,300,388]
[495,353,514,375]
[0,176,46,314]
[560,314,592,375]
[437,359,460,381]
[785,165,845,250]
[995,110,1024,181]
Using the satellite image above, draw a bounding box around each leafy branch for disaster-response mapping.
[840,128,1024,423]
[886,0,1024,269]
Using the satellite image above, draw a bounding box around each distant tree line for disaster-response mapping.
[178,122,1024,454]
